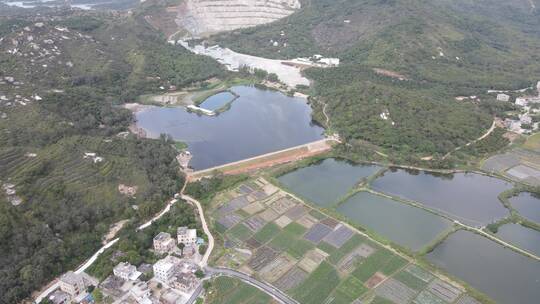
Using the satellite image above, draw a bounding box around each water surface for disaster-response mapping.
[337,192,451,251]
[136,86,324,170]
[495,223,540,257]
[278,158,380,207]
[509,192,540,223]
[371,169,512,225]
[199,91,236,111]
[427,230,540,304]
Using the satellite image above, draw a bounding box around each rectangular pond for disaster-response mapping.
[336,192,452,251]
[509,192,540,223]
[135,86,324,170]
[277,158,381,207]
[198,91,236,111]
[371,169,512,226]
[495,223,540,257]
[427,230,540,304]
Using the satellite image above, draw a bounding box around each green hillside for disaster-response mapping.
[0,10,225,303]
[210,0,540,164]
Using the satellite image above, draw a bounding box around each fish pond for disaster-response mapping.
[198,91,236,111]
[336,192,452,251]
[277,158,381,207]
[135,86,324,170]
[427,230,540,304]
[371,169,512,226]
[509,192,540,223]
[495,223,540,257]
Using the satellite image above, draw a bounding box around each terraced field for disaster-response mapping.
[208,178,484,304]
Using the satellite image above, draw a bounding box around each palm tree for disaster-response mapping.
[178,242,185,256]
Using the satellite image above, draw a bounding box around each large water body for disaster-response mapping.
[277,158,381,207]
[509,192,540,223]
[427,230,540,304]
[371,169,512,226]
[336,192,451,251]
[495,223,540,257]
[136,86,324,170]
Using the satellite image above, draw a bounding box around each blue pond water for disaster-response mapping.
[136,86,324,170]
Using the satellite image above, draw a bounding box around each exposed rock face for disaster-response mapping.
[177,0,301,36]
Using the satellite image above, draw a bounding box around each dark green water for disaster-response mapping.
[495,223,540,257]
[509,192,540,223]
[371,169,512,226]
[427,230,540,304]
[278,158,381,207]
[336,192,451,251]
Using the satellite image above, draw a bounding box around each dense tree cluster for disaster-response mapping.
[0,9,222,303]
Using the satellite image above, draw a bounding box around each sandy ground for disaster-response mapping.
[178,40,310,88]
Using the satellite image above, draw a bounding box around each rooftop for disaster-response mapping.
[177,227,196,238]
[154,232,172,241]
[59,271,81,285]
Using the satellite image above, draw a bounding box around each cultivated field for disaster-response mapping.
[209,178,483,304]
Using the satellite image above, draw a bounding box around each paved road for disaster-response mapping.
[137,198,178,231]
[181,194,214,267]
[443,119,497,159]
[34,238,120,303]
[205,267,299,304]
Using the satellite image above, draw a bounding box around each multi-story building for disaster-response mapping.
[171,272,198,292]
[153,256,181,283]
[177,227,197,245]
[113,262,141,281]
[129,281,152,304]
[153,232,176,254]
[58,271,85,298]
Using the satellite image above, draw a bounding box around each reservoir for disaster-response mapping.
[427,230,540,304]
[278,158,381,207]
[509,192,540,223]
[371,169,512,226]
[135,86,324,170]
[336,192,452,251]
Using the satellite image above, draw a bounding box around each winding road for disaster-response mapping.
[442,119,497,159]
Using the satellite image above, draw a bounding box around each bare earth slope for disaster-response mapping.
[177,0,301,36]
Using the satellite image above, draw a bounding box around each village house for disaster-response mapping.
[171,272,198,292]
[153,232,176,254]
[516,96,540,107]
[48,289,71,304]
[497,93,510,102]
[177,227,197,245]
[129,281,152,304]
[58,271,86,298]
[113,262,141,281]
[153,255,182,282]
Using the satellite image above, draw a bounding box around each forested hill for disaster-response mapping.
[210,0,540,164]
[0,8,224,303]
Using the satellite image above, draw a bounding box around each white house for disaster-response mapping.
[113,262,141,281]
[497,93,510,102]
[153,256,181,282]
[177,227,197,245]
